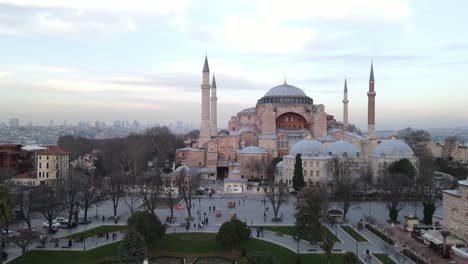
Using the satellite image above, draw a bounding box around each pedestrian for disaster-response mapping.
[366,249,369,257]
[209,206,211,211]
[106,233,109,240]
[256,229,260,238]
[102,215,105,222]
[206,217,209,224]
[55,240,59,248]
[68,239,72,247]
[186,224,189,231]
[260,227,264,237]
[213,206,216,212]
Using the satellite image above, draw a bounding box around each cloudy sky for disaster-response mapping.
[0,0,467,130]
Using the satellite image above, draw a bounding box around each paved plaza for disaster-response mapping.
[3,194,451,263]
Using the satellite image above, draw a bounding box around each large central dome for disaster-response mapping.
[264,83,307,97]
[257,82,313,105]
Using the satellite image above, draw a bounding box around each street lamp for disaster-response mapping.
[198,198,201,221]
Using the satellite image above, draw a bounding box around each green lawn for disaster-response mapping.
[259,225,340,242]
[373,253,397,264]
[12,232,358,264]
[63,225,128,239]
[340,225,368,242]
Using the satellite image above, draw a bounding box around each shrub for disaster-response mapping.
[127,211,166,242]
[216,219,250,250]
[119,229,147,264]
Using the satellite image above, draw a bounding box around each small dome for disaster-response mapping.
[264,83,307,97]
[372,140,415,158]
[175,165,191,172]
[239,146,267,154]
[289,139,328,157]
[327,141,360,158]
[275,161,284,168]
[240,107,256,113]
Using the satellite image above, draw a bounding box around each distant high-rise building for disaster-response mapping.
[9,118,19,127]
[113,120,121,128]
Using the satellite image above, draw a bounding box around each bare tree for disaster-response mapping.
[328,158,360,221]
[62,168,84,227]
[175,168,199,220]
[398,128,431,157]
[380,172,410,224]
[33,185,64,233]
[106,172,126,220]
[295,185,330,241]
[9,229,40,255]
[442,136,458,159]
[79,170,101,223]
[14,187,35,230]
[263,182,288,221]
[163,176,176,219]
[123,177,139,215]
[138,172,163,214]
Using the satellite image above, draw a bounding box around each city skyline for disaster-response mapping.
[1,0,468,130]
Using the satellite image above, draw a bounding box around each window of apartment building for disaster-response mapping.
[39,163,42,169]
[316,171,320,177]
[47,156,49,160]
[46,172,49,178]
[56,171,59,178]
[56,163,59,169]
[46,163,49,169]
[39,156,41,160]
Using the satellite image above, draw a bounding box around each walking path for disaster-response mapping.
[3,196,453,264]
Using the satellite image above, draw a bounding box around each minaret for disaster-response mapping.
[210,74,218,137]
[342,77,349,129]
[199,55,211,147]
[367,61,376,139]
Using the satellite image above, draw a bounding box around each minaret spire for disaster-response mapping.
[369,60,374,82]
[342,77,349,129]
[210,74,218,137]
[199,55,211,147]
[367,60,376,139]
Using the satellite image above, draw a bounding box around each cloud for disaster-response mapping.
[0,1,192,35]
[257,0,412,22]
[0,72,12,79]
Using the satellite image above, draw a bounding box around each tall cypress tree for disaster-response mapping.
[293,153,305,191]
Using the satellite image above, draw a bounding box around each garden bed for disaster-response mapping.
[340,225,368,242]
[373,253,396,264]
[365,224,394,245]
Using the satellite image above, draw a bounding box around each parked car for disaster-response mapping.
[42,221,61,229]
[2,230,20,238]
[53,217,69,225]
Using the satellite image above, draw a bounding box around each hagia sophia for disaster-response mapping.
[175,56,418,193]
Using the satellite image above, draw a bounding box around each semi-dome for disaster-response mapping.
[289,139,328,157]
[175,165,191,173]
[257,82,313,105]
[238,146,267,154]
[372,140,415,158]
[327,140,360,158]
[264,83,307,97]
[275,161,284,168]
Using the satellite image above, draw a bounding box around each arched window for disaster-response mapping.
[381,153,386,157]
[276,135,289,149]
[218,153,225,161]
[356,152,360,157]
[343,152,348,158]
